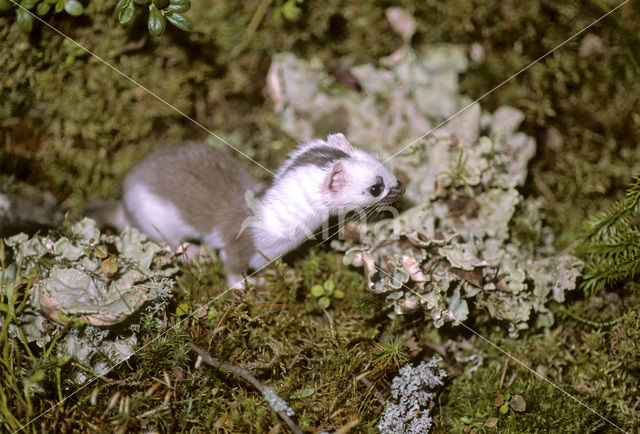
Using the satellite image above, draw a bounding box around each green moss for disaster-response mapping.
[436,358,602,432]
[3,0,640,431]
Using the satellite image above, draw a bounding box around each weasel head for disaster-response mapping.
[320,133,405,211]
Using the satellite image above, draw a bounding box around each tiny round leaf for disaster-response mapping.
[120,1,135,23]
[165,12,192,31]
[21,0,37,9]
[176,303,189,316]
[64,0,83,16]
[101,257,118,275]
[509,394,526,412]
[16,8,33,33]
[36,2,51,15]
[151,0,168,8]
[333,289,345,299]
[318,296,331,309]
[166,0,189,13]
[323,279,335,293]
[148,3,165,36]
[310,285,324,297]
[499,403,509,414]
[94,245,108,258]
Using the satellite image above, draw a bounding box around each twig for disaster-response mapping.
[188,342,302,434]
[499,358,508,389]
[358,376,386,406]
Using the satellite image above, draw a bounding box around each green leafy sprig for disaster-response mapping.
[113,0,192,36]
[577,175,640,294]
[0,0,84,33]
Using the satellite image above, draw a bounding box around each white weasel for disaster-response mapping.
[85,133,404,286]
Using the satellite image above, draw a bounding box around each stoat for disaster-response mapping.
[85,134,404,287]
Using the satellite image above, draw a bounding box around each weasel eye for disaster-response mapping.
[369,184,383,197]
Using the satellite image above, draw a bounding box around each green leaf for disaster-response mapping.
[113,0,128,21]
[165,11,192,31]
[0,303,9,313]
[460,416,472,424]
[290,388,315,399]
[281,0,301,21]
[333,289,345,299]
[499,402,509,414]
[16,7,33,33]
[323,278,335,293]
[94,245,108,259]
[36,1,51,15]
[166,0,188,13]
[120,0,135,23]
[310,285,324,297]
[151,0,168,8]
[318,296,331,309]
[176,303,189,316]
[148,3,165,36]
[21,0,37,9]
[134,0,149,3]
[64,0,83,16]
[0,0,12,12]
[54,0,64,13]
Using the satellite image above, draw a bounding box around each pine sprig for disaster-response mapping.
[578,175,640,294]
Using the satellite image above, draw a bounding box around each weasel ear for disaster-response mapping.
[323,161,346,193]
[327,133,354,153]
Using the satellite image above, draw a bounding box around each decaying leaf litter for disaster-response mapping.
[1,2,639,432]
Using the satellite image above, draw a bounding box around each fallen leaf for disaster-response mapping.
[101,257,118,275]
[509,394,526,412]
[485,417,498,428]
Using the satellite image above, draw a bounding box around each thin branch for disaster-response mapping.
[188,342,302,434]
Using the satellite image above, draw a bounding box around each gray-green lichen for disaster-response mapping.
[268,33,582,335]
[2,217,176,374]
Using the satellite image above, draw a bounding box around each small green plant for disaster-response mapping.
[113,0,192,36]
[0,0,84,33]
[576,175,640,294]
[310,278,344,309]
[273,0,303,22]
[373,336,408,368]
[0,0,192,36]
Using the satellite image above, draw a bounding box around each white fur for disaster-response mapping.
[250,134,399,264]
[123,182,199,248]
[203,229,225,250]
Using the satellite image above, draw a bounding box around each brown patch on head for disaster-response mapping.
[281,146,349,177]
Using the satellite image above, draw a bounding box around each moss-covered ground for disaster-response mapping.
[2,0,639,432]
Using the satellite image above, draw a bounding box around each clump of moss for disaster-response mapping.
[436,290,640,432]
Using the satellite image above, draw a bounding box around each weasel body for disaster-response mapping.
[86,134,404,285]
